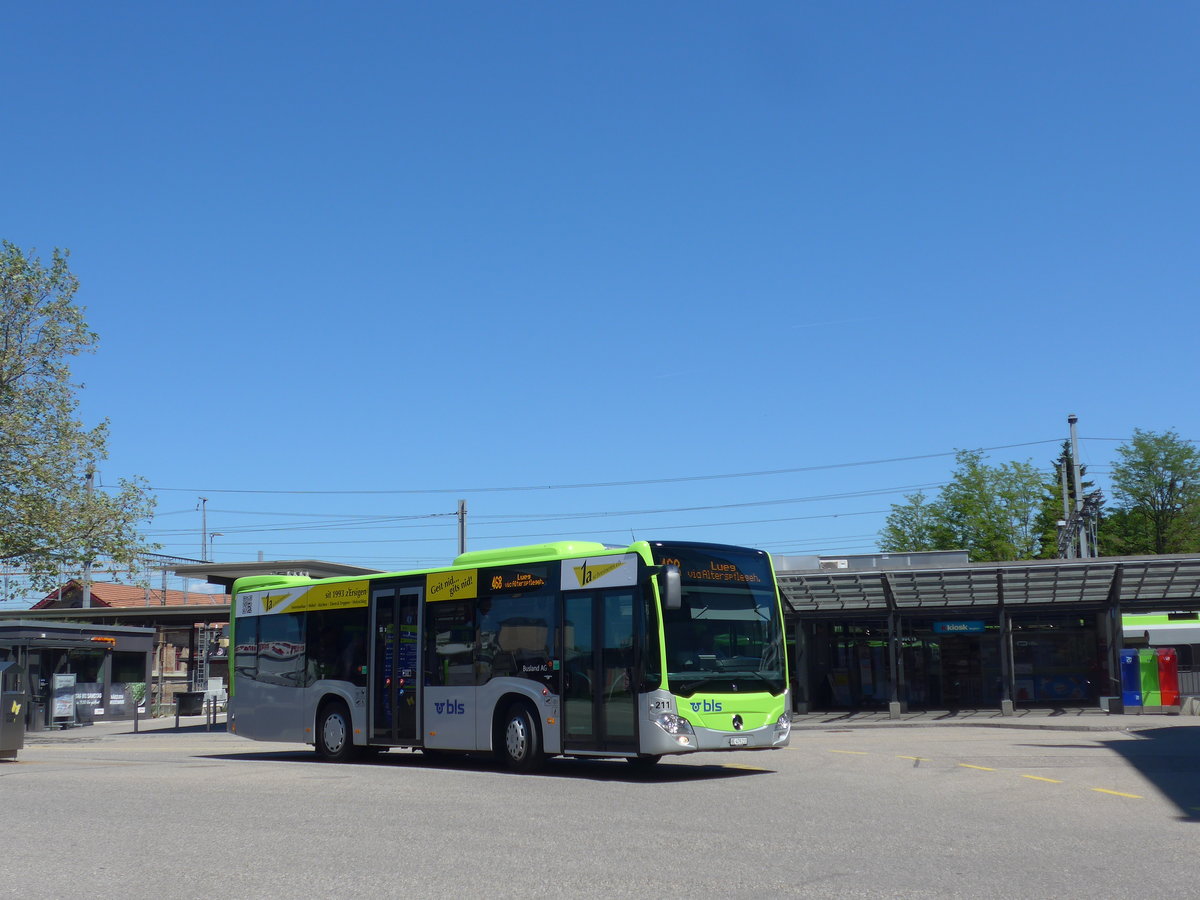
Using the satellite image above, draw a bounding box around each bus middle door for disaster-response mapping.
[369,586,421,745]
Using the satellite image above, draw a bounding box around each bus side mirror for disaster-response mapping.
[660,565,682,611]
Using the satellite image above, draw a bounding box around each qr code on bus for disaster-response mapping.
[241,596,253,615]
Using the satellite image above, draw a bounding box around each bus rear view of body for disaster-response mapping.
[229,540,791,771]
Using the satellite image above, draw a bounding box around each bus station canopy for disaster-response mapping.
[776,554,1200,616]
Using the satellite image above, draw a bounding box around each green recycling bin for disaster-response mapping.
[1138,648,1161,707]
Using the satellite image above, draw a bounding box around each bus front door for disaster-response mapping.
[562,588,638,754]
[370,586,421,745]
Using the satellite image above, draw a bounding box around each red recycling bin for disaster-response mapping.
[1156,648,1180,707]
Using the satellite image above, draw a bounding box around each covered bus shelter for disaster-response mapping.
[0,621,156,729]
[776,553,1200,716]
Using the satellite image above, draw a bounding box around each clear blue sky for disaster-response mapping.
[3,3,1196,598]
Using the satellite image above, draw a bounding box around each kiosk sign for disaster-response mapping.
[933,621,985,634]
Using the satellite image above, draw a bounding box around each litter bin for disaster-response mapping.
[0,661,27,760]
[26,699,46,733]
[1119,650,1142,707]
[1156,648,1180,707]
[176,691,205,716]
[1139,648,1161,706]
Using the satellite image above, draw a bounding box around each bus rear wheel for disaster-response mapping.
[316,700,354,763]
[498,702,544,773]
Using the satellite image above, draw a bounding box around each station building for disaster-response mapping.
[775,551,1200,714]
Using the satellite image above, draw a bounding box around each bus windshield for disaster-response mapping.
[653,544,786,698]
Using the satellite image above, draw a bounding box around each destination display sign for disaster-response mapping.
[653,547,770,588]
[486,565,550,594]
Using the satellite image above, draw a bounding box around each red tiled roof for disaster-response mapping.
[34,580,230,609]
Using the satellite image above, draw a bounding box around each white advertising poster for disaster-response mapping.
[52,673,76,719]
[560,554,639,591]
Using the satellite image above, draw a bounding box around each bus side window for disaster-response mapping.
[257,615,305,687]
[234,618,259,682]
[477,593,555,687]
[425,601,475,687]
[305,610,368,687]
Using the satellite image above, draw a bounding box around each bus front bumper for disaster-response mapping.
[644,713,791,756]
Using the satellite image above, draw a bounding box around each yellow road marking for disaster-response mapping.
[722,764,771,772]
[828,750,869,755]
[1021,775,1063,783]
[958,764,996,771]
[1092,789,1142,799]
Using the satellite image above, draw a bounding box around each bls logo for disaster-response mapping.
[689,700,723,713]
[434,700,466,715]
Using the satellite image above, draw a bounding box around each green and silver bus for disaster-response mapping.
[229,539,791,770]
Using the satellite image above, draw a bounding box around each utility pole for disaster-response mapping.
[1058,461,1073,559]
[457,500,467,556]
[200,497,209,561]
[1068,414,1089,558]
[82,468,95,608]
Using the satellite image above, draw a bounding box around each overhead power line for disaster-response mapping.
[152,508,893,550]
[147,440,1062,495]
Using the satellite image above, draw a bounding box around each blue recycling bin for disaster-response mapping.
[1119,650,1142,707]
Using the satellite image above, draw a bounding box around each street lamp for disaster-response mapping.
[208,532,224,562]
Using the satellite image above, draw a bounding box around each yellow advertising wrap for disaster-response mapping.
[286,581,370,612]
[248,581,371,616]
[426,569,477,602]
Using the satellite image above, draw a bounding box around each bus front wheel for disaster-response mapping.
[316,700,354,763]
[498,702,544,773]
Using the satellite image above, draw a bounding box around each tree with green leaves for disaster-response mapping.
[879,450,1052,561]
[0,241,155,596]
[1099,429,1200,555]
[878,490,939,553]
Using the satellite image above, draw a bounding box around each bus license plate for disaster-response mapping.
[729,736,748,747]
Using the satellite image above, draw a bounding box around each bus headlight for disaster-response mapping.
[774,713,792,740]
[652,712,695,736]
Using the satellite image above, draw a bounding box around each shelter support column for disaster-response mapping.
[998,573,1014,715]
[882,575,906,718]
[792,623,809,714]
[101,652,114,714]
[1105,566,1125,714]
